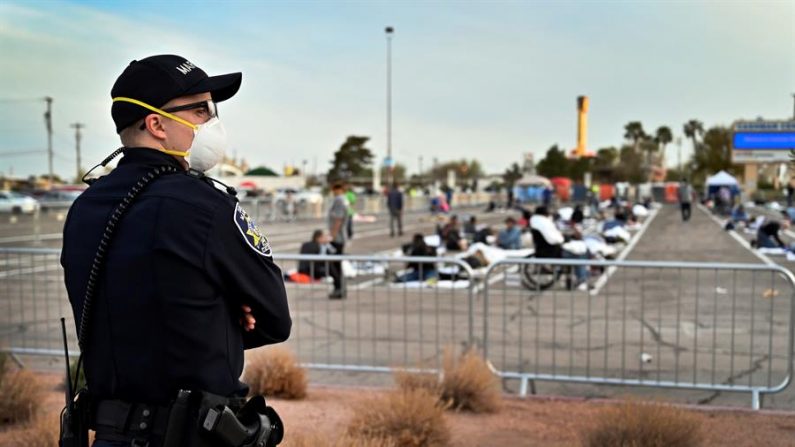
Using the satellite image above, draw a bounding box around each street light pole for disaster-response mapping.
[385,26,394,186]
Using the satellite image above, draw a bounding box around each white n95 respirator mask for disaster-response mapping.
[186,117,227,172]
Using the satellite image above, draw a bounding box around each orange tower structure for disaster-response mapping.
[575,95,588,158]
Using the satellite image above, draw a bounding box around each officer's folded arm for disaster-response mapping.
[205,202,292,349]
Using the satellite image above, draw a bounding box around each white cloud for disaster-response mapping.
[0,0,792,179]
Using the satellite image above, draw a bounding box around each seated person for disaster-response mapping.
[602,211,627,232]
[463,215,478,239]
[298,230,340,283]
[441,215,468,251]
[731,204,750,224]
[755,219,789,249]
[395,233,438,282]
[530,206,589,289]
[626,213,641,230]
[497,217,522,249]
[474,226,495,245]
[429,196,440,214]
[571,205,584,224]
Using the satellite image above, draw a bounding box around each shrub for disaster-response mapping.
[0,369,44,425]
[284,433,397,447]
[438,349,500,413]
[394,370,440,394]
[244,347,307,399]
[347,388,450,447]
[581,400,703,447]
[7,412,60,446]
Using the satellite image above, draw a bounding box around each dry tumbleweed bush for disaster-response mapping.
[244,347,307,400]
[0,368,44,425]
[347,388,450,447]
[581,400,703,447]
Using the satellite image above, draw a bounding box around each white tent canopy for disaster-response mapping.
[705,170,739,186]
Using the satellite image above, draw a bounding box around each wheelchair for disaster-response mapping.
[520,229,575,291]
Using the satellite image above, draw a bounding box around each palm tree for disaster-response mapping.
[683,119,704,161]
[624,121,648,153]
[654,126,673,166]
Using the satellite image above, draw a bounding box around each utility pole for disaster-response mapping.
[791,93,795,120]
[385,26,394,186]
[44,96,53,189]
[418,155,423,186]
[70,122,84,182]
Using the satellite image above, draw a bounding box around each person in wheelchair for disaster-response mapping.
[530,206,590,290]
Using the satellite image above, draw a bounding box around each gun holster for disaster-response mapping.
[59,390,91,447]
[162,391,283,447]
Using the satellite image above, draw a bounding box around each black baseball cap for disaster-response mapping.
[110,54,242,133]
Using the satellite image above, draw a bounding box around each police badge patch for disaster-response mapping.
[234,203,272,257]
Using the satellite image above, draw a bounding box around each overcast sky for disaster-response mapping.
[0,0,792,180]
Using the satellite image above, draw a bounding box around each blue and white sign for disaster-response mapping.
[732,120,795,163]
[733,132,795,149]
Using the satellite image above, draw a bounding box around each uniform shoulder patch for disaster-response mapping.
[234,203,272,257]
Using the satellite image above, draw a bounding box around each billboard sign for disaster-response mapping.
[732,120,795,163]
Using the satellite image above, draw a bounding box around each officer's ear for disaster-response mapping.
[143,113,168,140]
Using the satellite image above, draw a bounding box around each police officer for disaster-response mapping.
[60,55,291,446]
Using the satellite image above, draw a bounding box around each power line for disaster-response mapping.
[0,97,48,103]
[52,151,75,162]
[0,149,47,157]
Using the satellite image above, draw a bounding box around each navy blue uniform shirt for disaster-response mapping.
[61,148,291,405]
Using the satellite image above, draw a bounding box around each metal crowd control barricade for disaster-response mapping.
[0,247,78,363]
[272,253,476,377]
[0,248,476,378]
[4,245,795,409]
[481,257,795,409]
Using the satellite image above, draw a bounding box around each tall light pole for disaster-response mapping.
[385,26,394,186]
[70,123,84,183]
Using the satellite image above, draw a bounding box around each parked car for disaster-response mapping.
[37,189,83,211]
[0,191,39,214]
[273,188,323,206]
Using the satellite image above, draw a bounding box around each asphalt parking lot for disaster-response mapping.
[2,202,794,410]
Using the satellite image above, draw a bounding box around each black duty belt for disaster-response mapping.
[92,396,248,443]
[93,400,172,442]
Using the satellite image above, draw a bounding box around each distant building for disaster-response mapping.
[208,156,250,177]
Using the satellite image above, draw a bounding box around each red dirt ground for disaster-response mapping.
[2,372,794,446]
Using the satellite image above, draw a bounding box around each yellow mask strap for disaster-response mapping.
[113,97,196,157]
[112,97,198,131]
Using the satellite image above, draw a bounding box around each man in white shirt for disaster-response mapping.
[530,206,590,290]
[530,207,565,246]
